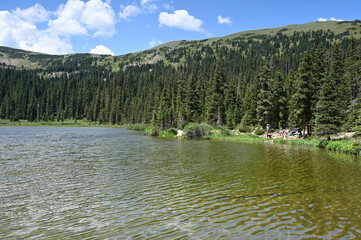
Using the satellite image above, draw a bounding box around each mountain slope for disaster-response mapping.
[1,20,361,71]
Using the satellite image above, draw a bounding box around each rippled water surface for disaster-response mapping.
[1,127,361,239]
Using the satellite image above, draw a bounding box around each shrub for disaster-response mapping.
[254,129,265,135]
[183,123,213,139]
[145,127,159,136]
[159,128,178,137]
[239,125,253,133]
[239,113,254,133]
[219,126,230,136]
[167,128,178,135]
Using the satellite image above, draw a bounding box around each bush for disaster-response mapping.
[239,125,253,133]
[254,129,265,135]
[183,123,213,139]
[219,126,230,136]
[145,127,159,136]
[159,128,178,137]
[239,113,254,133]
[167,128,178,135]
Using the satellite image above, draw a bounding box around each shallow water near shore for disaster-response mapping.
[1,126,361,239]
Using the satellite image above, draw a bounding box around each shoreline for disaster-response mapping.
[1,120,360,156]
[207,134,361,156]
[0,119,125,128]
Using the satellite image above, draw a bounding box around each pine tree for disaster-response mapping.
[288,52,313,135]
[329,44,348,127]
[345,39,361,129]
[314,75,342,138]
[184,74,200,123]
[256,61,273,129]
[206,49,226,126]
[176,72,186,128]
[224,79,238,128]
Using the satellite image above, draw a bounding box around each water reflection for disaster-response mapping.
[1,127,361,239]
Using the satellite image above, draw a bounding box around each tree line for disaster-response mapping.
[1,30,361,137]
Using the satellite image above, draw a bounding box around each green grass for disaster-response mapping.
[159,130,176,137]
[0,119,117,127]
[208,133,264,141]
[274,137,361,155]
[123,123,150,131]
[210,132,361,156]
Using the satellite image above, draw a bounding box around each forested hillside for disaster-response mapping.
[1,21,361,137]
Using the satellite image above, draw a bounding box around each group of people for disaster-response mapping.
[278,128,303,139]
[265,124,304,139]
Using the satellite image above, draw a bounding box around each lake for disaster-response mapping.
[1,126,361,239]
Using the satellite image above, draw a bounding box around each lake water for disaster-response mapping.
[1,127,361,239]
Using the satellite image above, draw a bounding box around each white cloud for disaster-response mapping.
[158,10,204,32]
[48,0,87,36]
[149,39,162,47]
[218,15,232,24]
[140,0,158,14]
[119,5,141,20]
[318,17,344,22]
[141,0,156,6]
[143,3,158,13]
[0,0,118,55]
[13,3,50,23]
[49,0,116,37]
[317,17,327,22]
[0,10,73,54]
[90,45,114,55]
[81,0,116,37]
[20,34,73,55]
[119,0,173,21]
[330,17,344,22]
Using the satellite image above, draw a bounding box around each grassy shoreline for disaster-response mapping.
[1,119,360,156]
[155,127,361,156]
[0,119,127,128]
[208,133,361,156]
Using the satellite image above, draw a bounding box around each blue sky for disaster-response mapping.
[0,0,360,55]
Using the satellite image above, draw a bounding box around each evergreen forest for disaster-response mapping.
[1,26,361,137]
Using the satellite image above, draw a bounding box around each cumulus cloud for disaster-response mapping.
[318,17,344,22]
[13,3,50,23]
[119,5,142,20]
[158,10,204,32]
[218,15,232,24]
[81,0,116,37]
[119,0,159,20]
[149,39,162,47]
[49,0,87,36]
[0,0,117,55]
[317,17,328,22]
[90,45,114,55]
[49,0,116,37]
[0,10,72,54]
[330,17,344,22]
